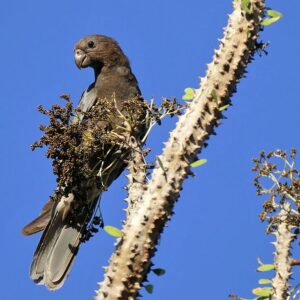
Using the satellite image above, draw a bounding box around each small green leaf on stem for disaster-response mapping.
[156,156,165,171]
[241,0,251,13]
[267,9,283,18]
[261,10,283,26]
[258,278,272,285]
[257,264,275,272]
[261,17,281,26]
[145,284,154,294]
[252,287,273,297]
[191,159,207,168]
[219,105,229,111]
[182,88,195,100]
[152,268,166,276]
[104,225,122,238]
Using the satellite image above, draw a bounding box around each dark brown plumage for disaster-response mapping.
[22,35,146,290]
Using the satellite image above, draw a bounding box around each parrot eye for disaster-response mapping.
[88,41,95,48]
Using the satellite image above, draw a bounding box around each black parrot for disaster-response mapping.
[22,35,146,290]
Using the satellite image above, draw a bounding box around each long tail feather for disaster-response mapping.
[44,225,81,289]
[29,192,101,290]
[22,198,54,235]
[30,209,65,284]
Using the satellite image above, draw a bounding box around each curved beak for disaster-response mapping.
[74,48,86,69]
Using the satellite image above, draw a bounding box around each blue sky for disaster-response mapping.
[1,0,300,299]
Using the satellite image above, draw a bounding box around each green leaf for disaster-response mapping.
[241,0,251,13]
[257,264,275,272]
[152,268,166,276]
[266,9,283,18]
[219,104,229,111]
[252,287,273,297]
[145,284,154,294]
[190,159,207,168]
[104,225,122,238]
[182,88,195,100]
[259,278,272,285]
[261,10,283,26]
[156,156,165,172]
[261,17,281,26]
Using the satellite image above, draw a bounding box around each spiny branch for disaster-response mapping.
[95,0,265,299]
[252,150,300,300]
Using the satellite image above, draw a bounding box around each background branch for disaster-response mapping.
[271,205,294,300]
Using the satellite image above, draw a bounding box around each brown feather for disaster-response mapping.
[22,198,54,235]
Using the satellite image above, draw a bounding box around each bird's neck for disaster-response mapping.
[94,65,131,87]
[93,65,138,100]
[93,66,103,80]
[93,54,130,81]
[94,63,126,79]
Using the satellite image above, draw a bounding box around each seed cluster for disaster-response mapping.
[32,95,183,240]
[253,149,300,228]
